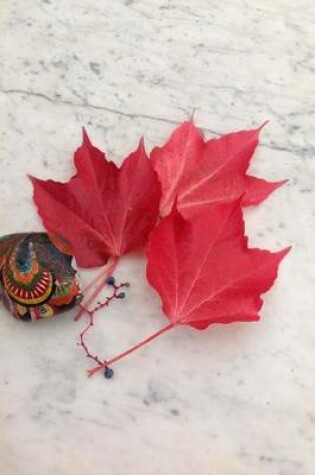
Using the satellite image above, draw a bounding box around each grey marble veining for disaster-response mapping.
[0,1,314,474]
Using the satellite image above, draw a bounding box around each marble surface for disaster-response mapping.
[1,0,314,474]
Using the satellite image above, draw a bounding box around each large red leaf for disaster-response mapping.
[31,130,161,268]
[146,201,289,329]
[151,119,286,217]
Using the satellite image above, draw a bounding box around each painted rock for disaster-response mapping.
[0,232,83,321]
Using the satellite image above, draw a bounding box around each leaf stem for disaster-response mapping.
[81,267,105,295]
[74,257,119,321]
[87,322,174,377]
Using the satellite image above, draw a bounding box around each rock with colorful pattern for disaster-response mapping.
[0,232,82,321]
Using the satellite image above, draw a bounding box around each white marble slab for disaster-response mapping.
[0,0,314,474]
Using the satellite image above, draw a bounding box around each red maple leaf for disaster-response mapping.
[87,200,289,376]
[146,201,290,329]
[30,130,161,268]
[151,119,286,217]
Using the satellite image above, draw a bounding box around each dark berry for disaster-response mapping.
[104,367,114,379]
[117,291,126,299]
[106,276,115,286]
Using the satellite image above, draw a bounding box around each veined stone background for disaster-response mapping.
[0,1,314,474]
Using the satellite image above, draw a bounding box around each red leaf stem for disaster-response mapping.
[74,257,119,321]
[87,322,174,377]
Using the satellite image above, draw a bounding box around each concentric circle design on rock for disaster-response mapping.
[0,232,82,320]
[2,236,54,306]
[3,266,54,306]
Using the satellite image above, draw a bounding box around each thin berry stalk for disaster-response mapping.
[78,305,104,366]
[78,282,129,365]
